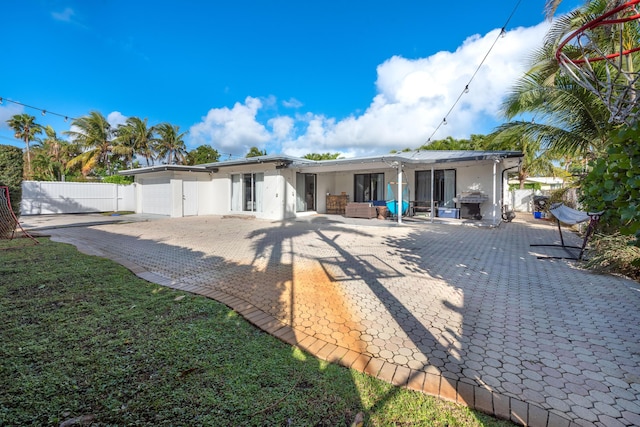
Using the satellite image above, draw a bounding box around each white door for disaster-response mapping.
[183,179,198,216]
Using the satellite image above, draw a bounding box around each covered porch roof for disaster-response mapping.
[119,150,523,176]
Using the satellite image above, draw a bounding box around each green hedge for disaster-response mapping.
[580,126,640,248]
[0,145,24,217]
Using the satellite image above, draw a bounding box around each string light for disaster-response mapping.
[0,96,77,121]
[0,95,248,162]
[424,0,523,144]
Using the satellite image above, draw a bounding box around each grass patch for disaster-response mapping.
[0,238,515,426]
[100,211,135,216]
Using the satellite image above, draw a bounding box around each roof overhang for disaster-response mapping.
[199,155,299,170]
[119,165,209,176]
[291,151,523,173]
[119,151,523,176]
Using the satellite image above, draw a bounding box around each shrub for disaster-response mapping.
[580,126,640,247]
[585,233,640,281]
[0,145,24,217]
[102,175,133,185]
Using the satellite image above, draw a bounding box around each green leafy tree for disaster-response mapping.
[0,145,24,217]
[156,123,188,165]
[246,146,267,157]
[302,153,341,160]
[65,111,114,176]
[6,113,43,179]
[186,145,220,165]
[580,125,640,247]
[417,135,490,151]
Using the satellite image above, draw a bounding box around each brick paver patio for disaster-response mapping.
[25,213,640,427]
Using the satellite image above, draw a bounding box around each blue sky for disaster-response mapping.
[1,1,581,160]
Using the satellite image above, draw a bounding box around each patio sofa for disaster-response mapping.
[345,202,377,219]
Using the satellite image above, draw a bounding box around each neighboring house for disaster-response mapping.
[508,176,565,191]
[120,150,522,224]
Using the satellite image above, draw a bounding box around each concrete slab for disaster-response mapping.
[26,213,640,426]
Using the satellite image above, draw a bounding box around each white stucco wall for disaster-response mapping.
[128,156,516,222]
[207,164,293,220]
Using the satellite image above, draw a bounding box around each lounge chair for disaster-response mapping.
[530,203,604,260]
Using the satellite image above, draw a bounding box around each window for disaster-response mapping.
[231,173,263,212]
[415,169,456,208]
[354,173,384,202]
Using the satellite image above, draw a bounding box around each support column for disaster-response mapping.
[430,166,435,223]
[397,164,402,225]
[492,160,498,226]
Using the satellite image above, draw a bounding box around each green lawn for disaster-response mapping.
[0,238,515,426]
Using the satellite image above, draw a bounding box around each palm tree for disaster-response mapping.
[31,126,66,181]
[155,123,188,165]
[544,0,626,19]
[112,124,136,169]
[6,113,43,178]
[115,117,157,167]
[496,3,617,159]
[65,111,114,176]
[487,128,559,188]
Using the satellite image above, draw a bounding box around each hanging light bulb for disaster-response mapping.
[64,116,68,122]
[0,97,3,104]
[500,28,506,38]
[41,110,47,116]
[443,118,447,125]
[464,85,470,94]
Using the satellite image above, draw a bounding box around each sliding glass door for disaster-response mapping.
[354,173,384,202]
[296,173,316,212]
[415,169,456,208]
[231,173,263,212]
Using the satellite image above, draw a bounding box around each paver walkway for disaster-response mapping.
[23,214,640,427]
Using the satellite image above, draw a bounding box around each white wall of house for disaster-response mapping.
[136,174,171,215]
[20,156,518,224]
[302,160,511,222]
[207,164,294,220]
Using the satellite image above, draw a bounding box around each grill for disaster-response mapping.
[456,193,489,204]
[455,193,488,220]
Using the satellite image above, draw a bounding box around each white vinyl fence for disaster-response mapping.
[508,189,538,213]
[21,181,135,215]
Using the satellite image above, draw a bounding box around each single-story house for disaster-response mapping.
[120,150,522,224]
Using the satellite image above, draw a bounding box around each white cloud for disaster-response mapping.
[0,103,25,130]
[52,7,75,22]
[268,116,294,140]
[282,98,303,108]
[188,96,271,155]
[190,21,551,159]
[280,22,550,157]
[107,111,127,128]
